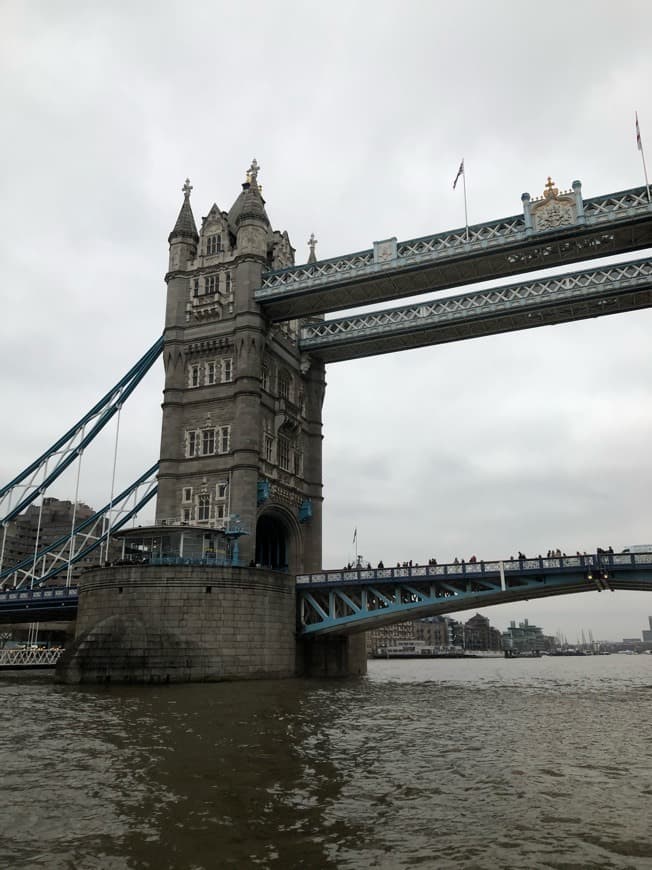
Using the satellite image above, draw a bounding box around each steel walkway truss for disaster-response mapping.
[0,336,163,527]
[256,184,652,319]
[0,647,64,667]
[297,553,652,635]
[0,464,159,591]
[299,256,652,362]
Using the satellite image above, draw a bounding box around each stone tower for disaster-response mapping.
[156,163,324,574]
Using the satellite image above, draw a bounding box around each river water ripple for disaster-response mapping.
[1,655,651,869]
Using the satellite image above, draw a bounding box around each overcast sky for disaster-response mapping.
[2,0,652,641]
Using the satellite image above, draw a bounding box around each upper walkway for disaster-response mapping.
[297,255,652,362]
[256,183,652,320]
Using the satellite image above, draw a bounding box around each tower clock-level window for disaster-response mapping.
[278,370,291,401]
[186,425,231,457]
[225,271,232,293]
[218,425,231,454]
[206,274,218,295]
[206,233,221,255]
[293,450,303,477]
[264,433,274,462]
[202,428,215,455]
[222,358,233,383]
[278,436,291,471]
[205,360,217,385]
[189,364,201,388]
[197,493,211,522]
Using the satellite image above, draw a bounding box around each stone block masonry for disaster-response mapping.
[56,565,297,684]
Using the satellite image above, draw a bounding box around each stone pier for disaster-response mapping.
[56,564,366,684]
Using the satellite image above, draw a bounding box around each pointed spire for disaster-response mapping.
[307,233,318,264]
[169,178,199,244]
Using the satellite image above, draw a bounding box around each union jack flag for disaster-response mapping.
[453,159,464,190]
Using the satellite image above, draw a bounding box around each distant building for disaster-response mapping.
[1,498,110,586]
[642,616,652,643]
[502,618,546,653]
[367,613,502,654]
[463,613,503,651]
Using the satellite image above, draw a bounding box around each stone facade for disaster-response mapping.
[157,167,324,574]
[57,564,297,683]
[56,563,367,683]
[56,166,371,685]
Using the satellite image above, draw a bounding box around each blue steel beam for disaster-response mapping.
[0,464,159,590]
[0,586,78,623]
[256,184,652,319]
[297,554,652,635]
[0,337,163,525]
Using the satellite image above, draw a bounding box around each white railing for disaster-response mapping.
[0,647,63,667]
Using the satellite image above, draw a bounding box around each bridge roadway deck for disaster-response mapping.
[0,586,78,623]
[297,552,652,635]
[256,185,652,320]
[297,255,652,362]
[3,552,651,634]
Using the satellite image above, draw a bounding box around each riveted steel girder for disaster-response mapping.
[297,554,652,635]
[298,256,652,363]
[257,186,652,320]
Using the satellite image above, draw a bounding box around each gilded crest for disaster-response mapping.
[530,177,577,232]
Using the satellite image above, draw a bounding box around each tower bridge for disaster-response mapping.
[2,162,651,682]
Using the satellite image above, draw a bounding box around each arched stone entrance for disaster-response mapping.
[255,511,294,572]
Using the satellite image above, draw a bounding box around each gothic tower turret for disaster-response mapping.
[156,161,323,574]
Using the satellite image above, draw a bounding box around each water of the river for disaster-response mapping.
[1,655,651,870]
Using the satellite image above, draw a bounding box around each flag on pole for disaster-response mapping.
[352,528,357,545]
[453,159,464,190]
[635,111,651,202]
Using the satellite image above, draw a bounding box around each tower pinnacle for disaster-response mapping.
[307,233,318,264]
[169,177,198,244]
[246,158,260,185]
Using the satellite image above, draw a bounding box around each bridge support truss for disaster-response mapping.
[297,554,652,635]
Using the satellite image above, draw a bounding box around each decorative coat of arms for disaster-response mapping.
[530,178,577,231]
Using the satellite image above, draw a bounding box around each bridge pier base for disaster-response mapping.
[56,565,368,684]
[296,633,368,678]
[56,565,297,684]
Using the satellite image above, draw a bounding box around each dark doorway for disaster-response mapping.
[255,514,289,571]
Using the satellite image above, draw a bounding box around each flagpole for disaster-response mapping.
[462,165,469,240]
[636,111,651,203]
